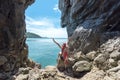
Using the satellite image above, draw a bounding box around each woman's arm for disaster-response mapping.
[52,38,61,49]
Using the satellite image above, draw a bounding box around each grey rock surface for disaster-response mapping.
[0,0,120,80]
[59,0,120,53]
[0,56,7,66]
[0,0,36,79]
[59,0,120,79]
[72,61,91,72]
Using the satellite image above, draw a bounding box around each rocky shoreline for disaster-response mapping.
[13,66,77,80]
[2,60,120,80]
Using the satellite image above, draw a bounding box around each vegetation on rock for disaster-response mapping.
[26,32,41,38]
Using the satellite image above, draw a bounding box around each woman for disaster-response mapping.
[52,38,68,70]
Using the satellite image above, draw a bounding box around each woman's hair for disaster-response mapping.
[62,43,66,53]
[63,43,66,47]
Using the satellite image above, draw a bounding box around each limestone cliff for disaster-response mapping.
[58,0,120,80]
[0,0,120,80]
[0,0,35,79]
[59,0,120,53]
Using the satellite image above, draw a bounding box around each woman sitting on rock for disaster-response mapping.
[52,38,69,71]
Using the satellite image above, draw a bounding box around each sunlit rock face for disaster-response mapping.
[59,0,120,77]
[0,0,34,77]
[59,0,120,55]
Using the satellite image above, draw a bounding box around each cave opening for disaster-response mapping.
[25,0,67,68]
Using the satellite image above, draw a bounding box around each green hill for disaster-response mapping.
[26,32,41,38]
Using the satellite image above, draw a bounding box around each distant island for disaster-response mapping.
[26,32,42,38]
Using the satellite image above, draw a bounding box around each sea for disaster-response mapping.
[26,38,67,68]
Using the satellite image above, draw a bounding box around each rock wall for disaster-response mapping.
[0,0,120,80]
[59,0,120,79]
[0,0,34,79]
[59,0,120,53]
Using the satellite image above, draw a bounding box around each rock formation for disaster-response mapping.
[0,0,120,80]
[58,0,120,79]
[0,0,38,79]
[14,66,76,80]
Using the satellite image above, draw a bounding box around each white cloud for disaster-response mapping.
[26,16,67,38]
[53,4,60,13]
[26,16,54,27]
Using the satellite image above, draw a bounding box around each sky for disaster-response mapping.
[25,0,67,38]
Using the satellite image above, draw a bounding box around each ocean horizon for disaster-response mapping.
[26,38,67,68]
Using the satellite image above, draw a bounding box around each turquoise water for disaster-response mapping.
[26,38,67,68]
